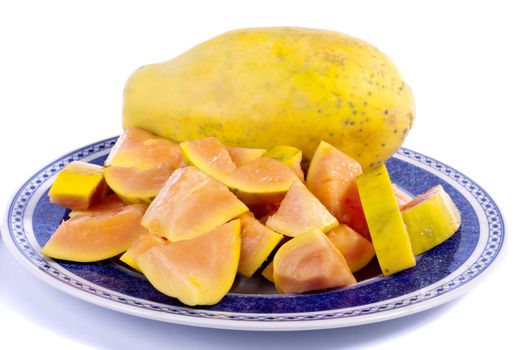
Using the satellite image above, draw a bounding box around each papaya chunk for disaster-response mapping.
[181,137,299,205]
[41,199,148,262]
[357,163,415,276]
[306,141,369,239]
[266,181,338,237]
[326,224,375,273]
[264,145,304,181]
[120,233,167,271]
[238,213,283,278]
[141,166,248,242]
[105,128,184,203]
[136,220,241,306]
[402,185,461,255]
[273,229,356,294]
[227,146,266,167]
[48,161,108,210]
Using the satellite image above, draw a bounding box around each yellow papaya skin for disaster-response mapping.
[357,163,415,276]
[123,27,415,169]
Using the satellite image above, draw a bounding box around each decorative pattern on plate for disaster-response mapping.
[1,137,505,330]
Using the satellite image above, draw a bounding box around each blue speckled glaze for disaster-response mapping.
[3,137,504,325]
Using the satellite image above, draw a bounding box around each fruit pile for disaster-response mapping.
[41,27,461,306]
[42,128,461,306]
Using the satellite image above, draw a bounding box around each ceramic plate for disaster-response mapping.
[1,137,505,331]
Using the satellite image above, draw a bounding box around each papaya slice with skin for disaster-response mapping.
[357,163,415,276]
[181,137,298,205]
[266,181,338,237]
[273,229,356,294]
[48,161,108,211]
[326,224,375,273]
[238,213,283,278]
[104,165,174,204]
[106,127,184,170]
[41,199,148,262]
[401,185,461,256]
[227,146,266,167]
[136,220,242,306]
[141,166,248,242]
[68,193,125,218]
[264,145,304,181]
[104,128,185,203]
[261,261,275,283]
[306,141,369,239]
[120,233,167,271]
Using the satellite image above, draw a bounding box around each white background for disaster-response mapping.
[1,1,522,349]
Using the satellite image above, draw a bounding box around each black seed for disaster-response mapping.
[364,101,368,106]
[381,143,386,147]
[384,110,389,115]
[394,129,398,133]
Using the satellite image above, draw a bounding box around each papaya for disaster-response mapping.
[68,194,125,218]
[104,128,185,203]
[41,197,148,262]
[123,27,415,170]
[357,163,415,276]
[120,233,167,271]
[141,166,248,242]
[306,141,369,239]
[238,213,283,278]
[180,137,298,205]
[136,220,241,306]
[264,146,304,181]
[228,146,266,167]
[266,181,338,237]
[261,261,275,283]
[393,183,413,208]
[401,185,461,255]
[48,161,108,210]
[273,229,356,294]
[105,127,183,170]
[326,224,375,273]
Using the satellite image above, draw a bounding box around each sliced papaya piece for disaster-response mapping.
[106,127,183,170]
[120,233,167,271]
[266,181,338,237]
[273,229,356,294]
[105,128,184,203]
[180,137,237,184]
[401,185,461,255]
[238,213,283,278]
[357,163,415,276]
[264,145,304,181]
[180,137,298,205]
[41,201,148,262]
[306,141,369,239]
[68,194,125,218]
[326,224,375,273]
[136,220,241,306]
[393,184,413,208]
[141,166,248,242]
[231,157,299,205]
[48,161,108,210]
[104,165,173,204]
[228,146,266,167]
[261,261,274,283]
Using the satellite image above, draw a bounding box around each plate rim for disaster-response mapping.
[1,138,506,331]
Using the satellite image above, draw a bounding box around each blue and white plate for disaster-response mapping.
[1,137,505,331]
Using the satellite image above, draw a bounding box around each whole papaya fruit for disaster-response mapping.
[123,27,415,169]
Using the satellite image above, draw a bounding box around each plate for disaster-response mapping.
[1,137,505,331]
